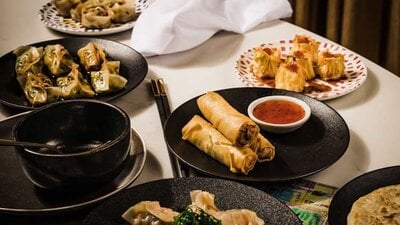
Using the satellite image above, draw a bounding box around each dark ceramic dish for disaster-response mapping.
[12,99,131,191]
[82,177,302,225]
[0,37,148,111]
[164,87,349,182]
[328,166,400,225]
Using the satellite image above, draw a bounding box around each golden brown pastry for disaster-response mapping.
[316,50,345,80]
[52,0,80,17]
[347,184,400,225]
[252,47,281,79]
[291,35,320,64]
[275,61,306,92]
[80,0,112,29]
[289,50,315,80]
[197,91,260,147]
[122,201,179,224]
[249,133,275,162]
[182,115,258,174]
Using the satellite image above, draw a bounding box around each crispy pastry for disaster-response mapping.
[105,0,137,23]
[190,190,265,225]
[91,60,127,94]
[252,47,281,79]
[43,44,74,76]
[21,72,61,105]
[275,61,306,93]
[122,201,179,224]
[347,184,400,225]
[80,0,112,29]
[197,91,259,147]
[249,133,275,162]
[77,42,106,71]
[291,35,320,64]
[181,115,258,174]
[13,46,44,77]
[52,0,80,17]
[56,64,95,99]
[289,50,315,80]
[316,50,345,81]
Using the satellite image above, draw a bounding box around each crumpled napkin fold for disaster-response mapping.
[130,0,293,57]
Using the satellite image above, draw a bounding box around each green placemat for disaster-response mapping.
[261,180,338,225]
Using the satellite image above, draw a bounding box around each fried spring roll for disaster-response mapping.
[182,115,258,174]
[250,134,275,162]
[197,92,259,147]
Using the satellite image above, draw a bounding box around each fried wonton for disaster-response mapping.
[289,50,315,80]
[316,50,345,81]
[252,47,281,79]
[275,61,306,93]
[291,35,320,64]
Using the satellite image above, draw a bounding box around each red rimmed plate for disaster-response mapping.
[235,39,367,101]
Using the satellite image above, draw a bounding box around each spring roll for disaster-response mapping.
[197,92,259,147]
[250,134,275,162]
[182,115,258,174]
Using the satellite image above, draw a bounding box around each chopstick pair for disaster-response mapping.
[150,78,188,178]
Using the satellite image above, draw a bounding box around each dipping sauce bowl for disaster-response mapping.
[247,95,311,134]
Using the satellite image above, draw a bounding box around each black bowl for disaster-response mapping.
[12,99,131,191]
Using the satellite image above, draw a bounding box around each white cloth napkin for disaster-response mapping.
[130,0,293,57]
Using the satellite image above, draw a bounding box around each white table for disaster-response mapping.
[1,1,400,224]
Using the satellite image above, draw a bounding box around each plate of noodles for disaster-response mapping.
[235,35,368,101]
[39,0,150,36]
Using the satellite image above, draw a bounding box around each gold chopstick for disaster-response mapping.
[150,78,187,178]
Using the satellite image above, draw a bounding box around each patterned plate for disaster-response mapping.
[39,0,149,36]
[235,40,368,101]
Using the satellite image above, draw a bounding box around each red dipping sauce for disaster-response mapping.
[253,100,305,124]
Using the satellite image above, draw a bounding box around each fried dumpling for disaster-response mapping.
[122,201,179,225]
[70,1,85,21]
[252,47,281,79]
[190,190,219,214]
[52,0,80,17]
[289,50,315,80]
[44,44,74,76]
[105,0,136,23]
[14,46,44,77]
[80,0,112,29]
[291,35,320,64]
[90,60,127,94]
[213,209,265,225]
[56,64,95,99]
[77,42,106,71]
[316,50,345,81]
[275,61,306,92]
[190,190,264,225]
[22,72,61,105]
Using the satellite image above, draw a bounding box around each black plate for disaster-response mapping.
[164,87,349,182]
[328,166,400,225]
[0,113,147,215]
[82,177,301,225]
[0,38,148,111]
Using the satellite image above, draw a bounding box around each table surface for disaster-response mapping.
[1,0,399,224]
